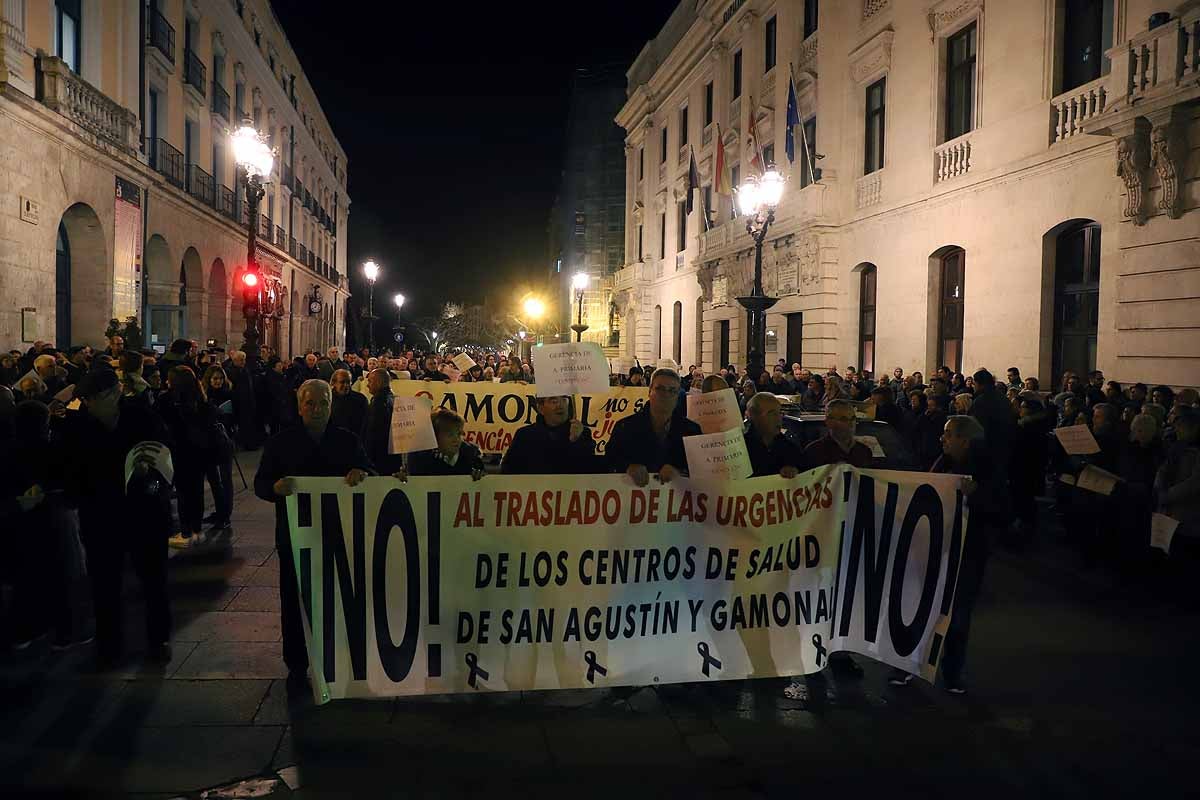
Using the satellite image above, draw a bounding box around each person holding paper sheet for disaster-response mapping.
[254,379,374,699]
[744,394,804,478]
[407,409,485,479]
[606,367,702,487]
[1155,407,1200,559]
[502,396,597,475]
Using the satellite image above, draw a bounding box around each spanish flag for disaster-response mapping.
[714,124,732,196]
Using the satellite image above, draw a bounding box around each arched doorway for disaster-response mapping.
[1051,221,1101,386]
[144,234,182,350]
[208,259,228,348]
[181,247,203,340]
[56,204,109,348]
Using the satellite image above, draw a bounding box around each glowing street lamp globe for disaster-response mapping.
[523,297,545,319]
[736,167,786,218]
[231,124,274,179]
[362,260,380,283]
[571,272,589,292]
[393,293,405,310]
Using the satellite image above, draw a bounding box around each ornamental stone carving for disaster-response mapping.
[849,30,894,84]
[1116,129,1150,226]
[927,0,983,38]
[799,234,821,287]
[697,260,719,302]
[1150,122,1185,219]
[863,0,891,21]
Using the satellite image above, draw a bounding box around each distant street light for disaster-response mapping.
[523,297,545,320]
[570,272,589,342]
[735,167,786,376]
[393,293,405,311]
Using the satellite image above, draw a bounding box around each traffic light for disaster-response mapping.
[241,267,261,319]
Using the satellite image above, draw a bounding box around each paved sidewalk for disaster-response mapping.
[2,452,1197,798]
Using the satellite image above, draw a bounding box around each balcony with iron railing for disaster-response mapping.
[259,214,272,239]
[280,162,293,191]
[217,185,237,221]
[183,48,205,97]
[289,236,299,259]
[35,54,138,154]
[296,242,309,264]
[146,6,175,67]
[187,164,215,207]
[276,225,287,248]
[211,81,230,122]
[150,138,186,190]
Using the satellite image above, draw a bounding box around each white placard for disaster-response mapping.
[389,396,438,455]
[531,342,610,396]
[686,388,743,434]
[1075,464,1120,495]
[1054,424,1100,455]
[855,435,886,459]
[1150,513,1179,554]
[451,353,476,372]
[124,441,174,490]
[683,428,752,482]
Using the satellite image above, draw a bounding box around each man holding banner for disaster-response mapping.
[606,367,701,486]
[253,379,374,698]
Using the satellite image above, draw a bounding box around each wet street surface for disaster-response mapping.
[2,451,1196,798]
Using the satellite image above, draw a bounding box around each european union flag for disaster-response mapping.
[785,73,801,164]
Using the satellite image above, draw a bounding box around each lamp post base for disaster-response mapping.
[570,323,589,342]
[736,293,779,380]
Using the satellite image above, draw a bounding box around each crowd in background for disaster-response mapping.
[2,331,1197,698]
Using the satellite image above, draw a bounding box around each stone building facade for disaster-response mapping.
[0,0,347,355]
[613,0,1199,389]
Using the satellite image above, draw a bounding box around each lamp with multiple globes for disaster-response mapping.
[734,166,787,376]
[231,122,275,370]
[570,272,589,342]
[361,260,380,351]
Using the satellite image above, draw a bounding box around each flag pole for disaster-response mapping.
[791,63,815,185]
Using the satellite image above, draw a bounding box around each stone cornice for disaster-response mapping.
[849,29,894,84]
[926,0,983,38]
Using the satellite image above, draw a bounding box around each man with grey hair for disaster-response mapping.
[744,393,804,478]
[254,378,374,699]
[803,398,872,471]
[329,368,367,437]
[606,367,702,486]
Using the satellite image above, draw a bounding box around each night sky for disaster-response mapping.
[272,0,679,326]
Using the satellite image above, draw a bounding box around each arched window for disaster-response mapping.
[938,248,965,373]
[1053,222,1101,386]
[858,265,877,375]
[672,301,682,364]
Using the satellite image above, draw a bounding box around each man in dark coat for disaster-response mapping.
[329,369,368,437]
[225,350,261,449]
[968,369,1017,475]
[64,368,176,667]
[254,378,373,698]
[606,367,702,485]
[744,393,805,478]
[361,368,401,476]
[803,400,873,471]
[502,395,598,474]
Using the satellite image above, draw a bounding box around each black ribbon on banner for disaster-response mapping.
[811,634,827,667]
[697,641,722,676]
[583,650,607,684]
[465,652,488,688]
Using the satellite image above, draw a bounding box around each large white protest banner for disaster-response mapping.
[285,467,966,704]
[684,428,753,482]
[531,342,611,396]
[686,388,743,434]
[382,381,648,455]
[389,396,438,454]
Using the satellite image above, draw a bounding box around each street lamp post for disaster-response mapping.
[391,293,405,348]
[570,272,589,342]
[735,168,786,379]
[362,260,380,352]
[231,122,275,372]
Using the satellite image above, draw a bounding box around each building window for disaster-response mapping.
[717,320,730,368]
[660,127,667,164]
[732,50,743,99]
[677,202,687,253]
[864,77,886,175]
[945,23,977,141]
[800,116,817,187]
[659,213,666,259]
[804,0,819,39]
[637,224,643,261]
[1061,0,1113,92]
[729,165,741,219]
[762,144,775,168]
[938,248,966,373]
[148,89,160,164]
[235,82,246,119]
[672,301,683,364]
[704,82,714,126]
[1052,222,1101,386]
[212,143,223,185]
[654,305,663,359]
[764,16,777,72]
[184,119,196,166]
[680,106,688,147]
[638,147,644,180]
[858,265,877,375]
[54,0,81,73]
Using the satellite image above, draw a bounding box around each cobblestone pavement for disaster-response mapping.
[2,451,1196,798]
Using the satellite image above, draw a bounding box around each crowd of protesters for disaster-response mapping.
[3,332,1198,700]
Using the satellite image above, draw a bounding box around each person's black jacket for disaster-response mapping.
[970,387,1017,473]
[253,424,374,545]
[1120,439,1162,499]
[226,364,259,448]
[745,431,805,477]
[362,390,400,475]
[932,441,1007,522]
[873,401,903,429]
[157,398,221,471]
[502,417,598,474]
[914,410,948,470]
[605,406,702,474]
[409,442,485,476]
[208,384,235,417]
[331,390,368,440]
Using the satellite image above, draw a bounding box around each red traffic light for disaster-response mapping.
[242,271,259,288]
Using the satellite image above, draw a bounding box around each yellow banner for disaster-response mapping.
[374,380,649,455]
[286,467,967,704]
